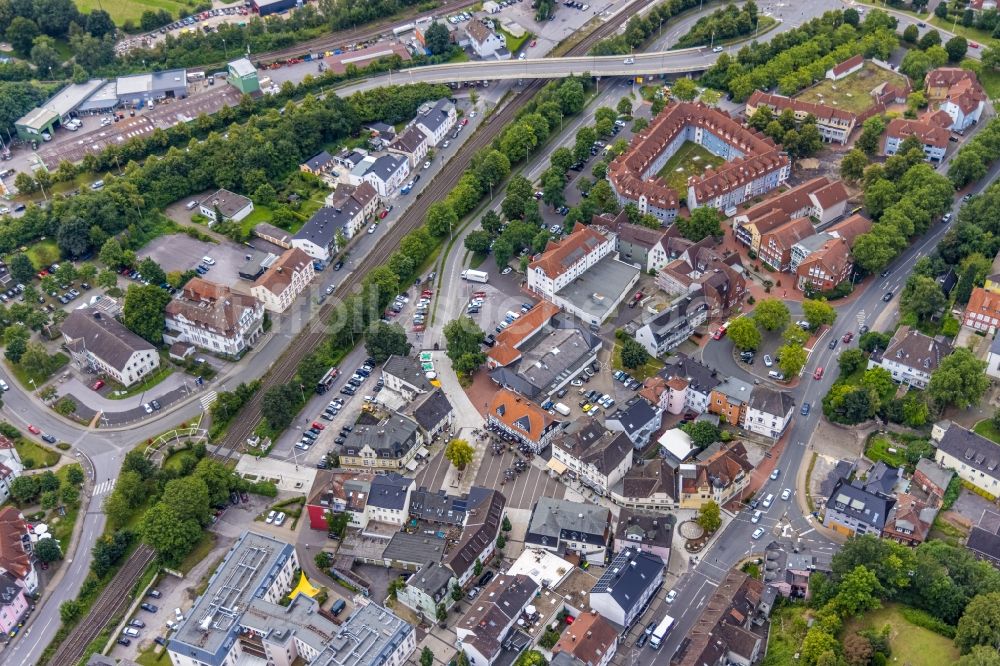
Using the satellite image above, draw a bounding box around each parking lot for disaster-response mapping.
[138,233,249,286]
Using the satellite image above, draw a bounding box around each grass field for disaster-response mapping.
[972,62,1000,100]
[974,418,1000,444]
[795,62,911,115]
[657,141,725,194]
[845,604,959,666]
[611,341,665,381]
[14,438,61,468]
[74,0,197,26]
[162,448,198,473]
[25,239,61,269]
[762,603,811,666]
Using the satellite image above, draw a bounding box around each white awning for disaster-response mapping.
[405,459,418,471]
[546,457,568,475]
[417,447,430,458]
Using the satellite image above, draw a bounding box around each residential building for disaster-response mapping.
[793,213,871,292]
[444,488,506,587]
[608,102,789,220]
[362,154,409,196]
[397,561,455,621]
[883,117,949,162]
[634,293,709,357]
[963,287,1000,332]
[609,459,678,511]
[456,574,539,666]
[524,497,611,564]
[826,54,863,80]
[250,247,315,313]
[381,355,434,402]
[709,377,754,426]
[551,611,619,666]
[987,334,1000,380]
[589,548,664,627]
[61,308,160,387]
[415,99,458,146]
[671,569,771,666]
[745,91,858,144]
[757,217,815,271]
[305,470,375,530]
[551,419,633,496]
[387,125,429,168]
[488,306,601,402]
[366,473,413,525]
[604,398,663,449]
[791,213,871,270]
[324,182,381,236]
[823,476,896,538]
[412,389,455,440]
[743,386,795,439]
[465,19,507,59]
[983,248,1000,294]
[0,573,28,637]
[487,389,563,453]
[0,507,36,595]
[0,439,23,507]
[925,67,987,131]
[506,548,576,590]
[911,458,954,504]
[883,492,938,546]
[300,151,334,175]
[659,353,721,415]
[613,510,672,565]
[198,188,253,224]
[655,242,746,319]
[933,422,1000,498]
[164,278,265,357]
[526,225,614,297]
[762,540,830,600]
[732,177,850,252]
[613,216,669,272]
[867,325,951,389]
[966,525,1000,569]
[679,441,754,509]
[339,412,424,472]
[659,429,695,462]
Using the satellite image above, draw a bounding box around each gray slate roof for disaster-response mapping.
[937,424,1000,484]
[367,473,413,510]
[417,99,455,134]
[748,386,795,417]
[590,547,664,614]
[615,510,673,550]
[365,154,406,182]
[303,151,333,171]
[606,399,659,438]
[341,412,420,461]
[660,353,721,395]
[525,497,609,549]
[408,561,453,596]
[294,204,354,249]
[382,354,433,393]
[554,419,631,475]
[62,308,155,372]
[413,389,453,432]
[827,478,895,531]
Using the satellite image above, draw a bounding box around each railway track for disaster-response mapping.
[48,544,156,666]
[217,2,648,457]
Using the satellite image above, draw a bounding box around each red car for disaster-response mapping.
[37,271,48,279]
[413,324,426,332]
[530,40,537,47]
[91,379,105,391]
[422,290,433,297]
[379,210,388,219]
[27,425,40,435]
[473,291,486,298]
[311,422,325,430]
[841,332,854,344]
[970,41,981,48]
[461,118,469,126]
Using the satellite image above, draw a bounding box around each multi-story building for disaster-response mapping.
[633,293,709,357]
[339,411,424,471]
[415,99,458,147]
[790,213,871,270]
[198,188,253,225]
[305,470,375,530]
[659,353,720,415]
[164,278,264,357]
[604,397,662,449]
[444,488,506,587]
[381,355,434,402]
[611,215,670,272]
[608,459,677,511]
[963,287,1000,332]
[456,574,538,666]
[250,247,315,313]
[365,473,414,525]
[882,117,950,162]
[757,217,815,271]
[732,177,849,252]
[867,325,951,389]
[679,441,754,509]
[551,419,633,496]
[62,307,160,387]
[387,125,429,168]
[925,67,987,131]
[967,524,1000,569]
[300,150,334,176]
[0,573,28,637]
[397,561,455,621]
[362,154,409,196]
[295,183,379,260]
[551,611,618,666]
[608,102,789,220]
[745,91,859,144]
[823,477,895,538]
[613,510,672,565]
[743,386,795,439]
[792,214,871,292]
[524,497,611,564]
[933,421,1000,498]
[0,438,23,507]
[0,507,37,594]
[527,225,615,298]
[487,389,563,453]
[655,241,746,319]
[709,377,754,426]
[589,548,664,627]
[465,19,508,59]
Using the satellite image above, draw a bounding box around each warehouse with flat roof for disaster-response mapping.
[252,0,299,17]
[14,79,106,140]
[116,68,188,107]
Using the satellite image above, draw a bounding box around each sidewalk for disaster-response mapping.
[429,351,486,494]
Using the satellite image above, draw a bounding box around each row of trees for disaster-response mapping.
[727,298,835,377]
[947,115,1000,189]
[699,9,898,102]
[745,105,825,159]
[589,0,703,55]
[674,0,761,49]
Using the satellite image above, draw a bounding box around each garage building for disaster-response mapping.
[14,79,106,140]
[252,0,299,17]
[14,107,59,142]
[116,69,188,107]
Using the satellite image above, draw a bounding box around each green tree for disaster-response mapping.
[163,476,211,526]
[445,438,475,470]
[436,602,447,623]
[616,97,633,117]
[956,592,1000,653]
[958,646,1000,666]
[838,348,866,376]
[902,23,919,44]
[421,647,435,666]
[682,420,721,448]
[122,284,170,344]
[8,253,35,285]
[35,536,61,563]
[677,207,722,241]
[9,475,39,503]
[900,275,946,322]
[6,17,40,55]
[424,22,451,55]
[672,77,698,101]
[262,384,299,431]
[451,583,464,602]
[727,316,761,350]
[137,257,166,287]
[620,337,650,368]
[365,321,411,363]
[60,599,82,624]
[754,299,790,332]
[783,324,809,347]
[696,500,721,533]
[444,317,485,362]
[426,201,458,237]
[857,115,887,155]
[802,299,836,329]
[66,464,85,486]
[541,168,566,209]
[928,347,990,409]
[140,502,203,566]
[861,367,895,408]
[777,343,807,377]
[3,325,29,364]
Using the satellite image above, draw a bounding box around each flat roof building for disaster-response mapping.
[117,68,187,106]
[553,255,640,327]
[227,57,260,94]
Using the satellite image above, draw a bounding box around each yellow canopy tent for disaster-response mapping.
[291,571,321,600]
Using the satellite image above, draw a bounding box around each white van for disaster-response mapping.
[762,493,774,508]
[751,510,762,523]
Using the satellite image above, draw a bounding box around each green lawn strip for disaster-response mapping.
[611,342,664,381]
[974,64,1000,99]
[177,532,216,575]
[929,513,968,547]
[15,438,61,468]
[105,365,174,400]
[929,15,998,49]
[239,204,275,236]
[843,603,959,666]
[499,27,532,54]
[162,448,199,473]
[656,141,725,194]
[74,0,192,26]
[5,353,69,390]
[865,433,907,468]
[973,418,1000,444]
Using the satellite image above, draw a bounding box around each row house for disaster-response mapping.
[745,91,858,144]
[250,247,315,314]
[294,181,380,260]
[589,548,664,628]
[551,419,633,496]
[608,459,678,512]
[658,353,721,415]
[882,116,949,162]
[757,216,814,272]
[387,125,429,168]
[933,421,1000,499]
[525,497,611,564]
[633,292,709,357]
[612,509,672,565]
[527,226,614,299]
[732,176,849,253]
[655,241,746,320]
[487,388,563,453]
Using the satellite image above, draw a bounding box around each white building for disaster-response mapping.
[551,420,633,497]
[415,99,457,147]
[163,278,264,357]
[363,154,409,196]
[987,335,1000,380]
[397,561,455,621]
[198,188,254,224]
[465,19,507,59]
[742,386,796,439]
[527,226,614,298]
[867,325,951,389]
[589,548,664,627]
[933,421,1000,498]
[0,439,22,506]
[387,125,429,168]
[660,353,721,415]
[524,497,610,565]
[61,307,160,388]
[250,247,315,313]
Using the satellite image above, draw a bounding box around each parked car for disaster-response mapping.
[140,603,158,613]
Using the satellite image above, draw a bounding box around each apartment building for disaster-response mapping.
[250,247,315,313]
[164,278,264,357]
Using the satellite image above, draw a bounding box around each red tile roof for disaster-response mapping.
[966,287,1000,320]
[831,54,863,78]
[528,225,608,280]
[489,389,556,442]
[552,611,619,665]
[740,177,845,225]
[487,300,561,368]
[0,507,31,580]
[826,213,872,246]
[746,91,857,124]
[885,117,950,150]
[253,247,312,295]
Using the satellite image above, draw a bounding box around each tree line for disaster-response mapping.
[589,0,704,56]
[674,0,760,49]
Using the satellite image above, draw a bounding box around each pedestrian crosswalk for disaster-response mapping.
[856,309,866,328]
[200,390,218,411]
[93,478,116,496]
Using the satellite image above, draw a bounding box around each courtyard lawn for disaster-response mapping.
[611,342,665,381]
[25,239,61,269]
[14,438,61,468]
[656,141,725,195]
[795,62,911,115]
[74,0,195,26]
[162,448,199,473]
[974,418,1000,444]
[845,604,959,666]
[499,27,531,55]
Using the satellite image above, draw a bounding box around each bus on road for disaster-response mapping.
[316,367,339,394]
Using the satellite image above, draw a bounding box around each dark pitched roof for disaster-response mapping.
[413,389,453,432]
[871,325,952,374]
[417,99,455,134]
[294,203,355,249]
[747,386,795,418]
[458,574,539,660]
[672,570,767,666]
[341,412,421,460]
[303,151,333,171]
[62,308,155,371]
[390,125,427,154]
[382,354,434,393]
[936,424,1000,483]
[367,473,412,510]
[446,489,506,577]
[827,478,895,531]
[615,510,673,550]
[606,399,659,437]
[617,459,676,502]
[365,154,406,182]
[525,497,609,549]
[660,353,721,394]
[590,547,663,614]
[967,526,1000,565]
[553,419,632,476]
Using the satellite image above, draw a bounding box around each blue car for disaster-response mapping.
[800,402,811,416]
